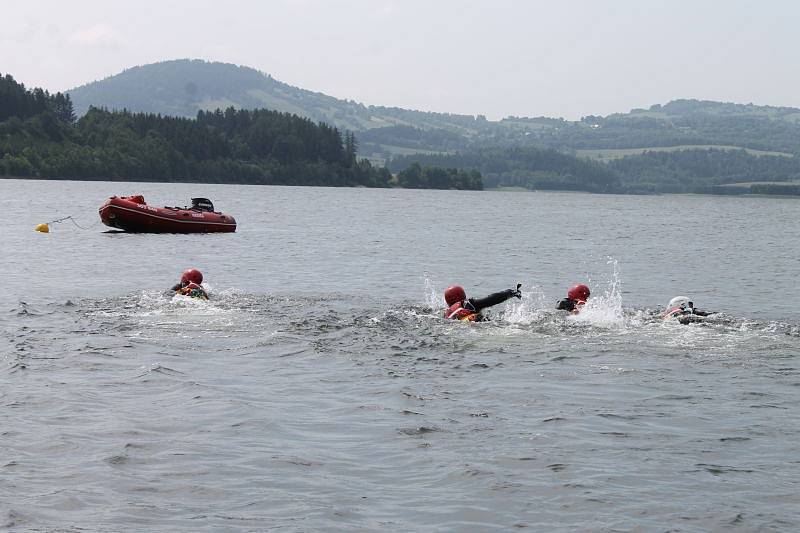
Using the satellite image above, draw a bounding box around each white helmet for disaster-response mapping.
[667,296,691,310]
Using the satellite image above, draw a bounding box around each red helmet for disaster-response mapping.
[567,284,590,303]
[181,268,203,285]
[444,285,466,306]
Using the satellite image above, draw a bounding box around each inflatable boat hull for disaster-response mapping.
[99,196,236,233]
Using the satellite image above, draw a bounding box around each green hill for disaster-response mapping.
[1,72,485,190]
[544,99,800,155]
[67,59,491,158]
[7,66,800,195]
[65,59,800,193]
[68,60,800,160]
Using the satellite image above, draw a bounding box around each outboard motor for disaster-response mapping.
[191,198,215,212]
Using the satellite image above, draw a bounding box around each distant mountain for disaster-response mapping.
[67,59,491,158]
[547,99,800,155]
[68,59,800,161]
[6,66,800,196]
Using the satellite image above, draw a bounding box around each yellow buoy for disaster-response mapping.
[35,223,50,233]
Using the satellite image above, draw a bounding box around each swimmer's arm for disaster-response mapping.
[469,289,518,311]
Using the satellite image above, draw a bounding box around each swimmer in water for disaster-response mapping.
[170,268,209,300]
[443,284,522,322]
[662,296,714,324]
[556,284,590,314]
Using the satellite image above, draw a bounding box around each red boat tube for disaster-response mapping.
[99,195,237,233]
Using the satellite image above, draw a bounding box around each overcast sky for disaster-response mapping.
[3,0,797,120]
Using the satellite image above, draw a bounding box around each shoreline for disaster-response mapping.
[3,175,800,198]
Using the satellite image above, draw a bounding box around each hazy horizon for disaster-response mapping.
[3,0,799,120]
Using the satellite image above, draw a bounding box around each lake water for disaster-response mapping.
[2,179,799,531]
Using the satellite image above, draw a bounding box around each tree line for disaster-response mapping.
[607,148,800,193]
[7,73,797,195]
[396,163,482,190]
[0,73,481,190]
[390,146,800,194]
[0,73,75,123]
[390,147,618,193]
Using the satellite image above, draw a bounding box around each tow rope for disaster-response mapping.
[35,215,99,233]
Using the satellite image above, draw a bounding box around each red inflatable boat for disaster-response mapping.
[99,195,237,233]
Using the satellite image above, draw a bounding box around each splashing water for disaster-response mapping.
[569,258,631,328]
[423,273,442,311]
[502,283,549,325]
[134,289,225,317]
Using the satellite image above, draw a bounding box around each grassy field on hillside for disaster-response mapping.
[576,145,793,161]
[715,180,800,188]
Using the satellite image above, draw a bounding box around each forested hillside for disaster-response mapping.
[7,65,800,195]
[390,148,618,193]
[1,73,75,123]
[1,73,481,189]
[67,59,489,149]
[67,60,800,164]
[391,146,800,194]
[607,148,800,193]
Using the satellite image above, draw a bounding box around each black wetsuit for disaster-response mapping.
[470,289,519,312]
[556,298,580,312]
[676,307,713,324]
[449,289,520,321]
